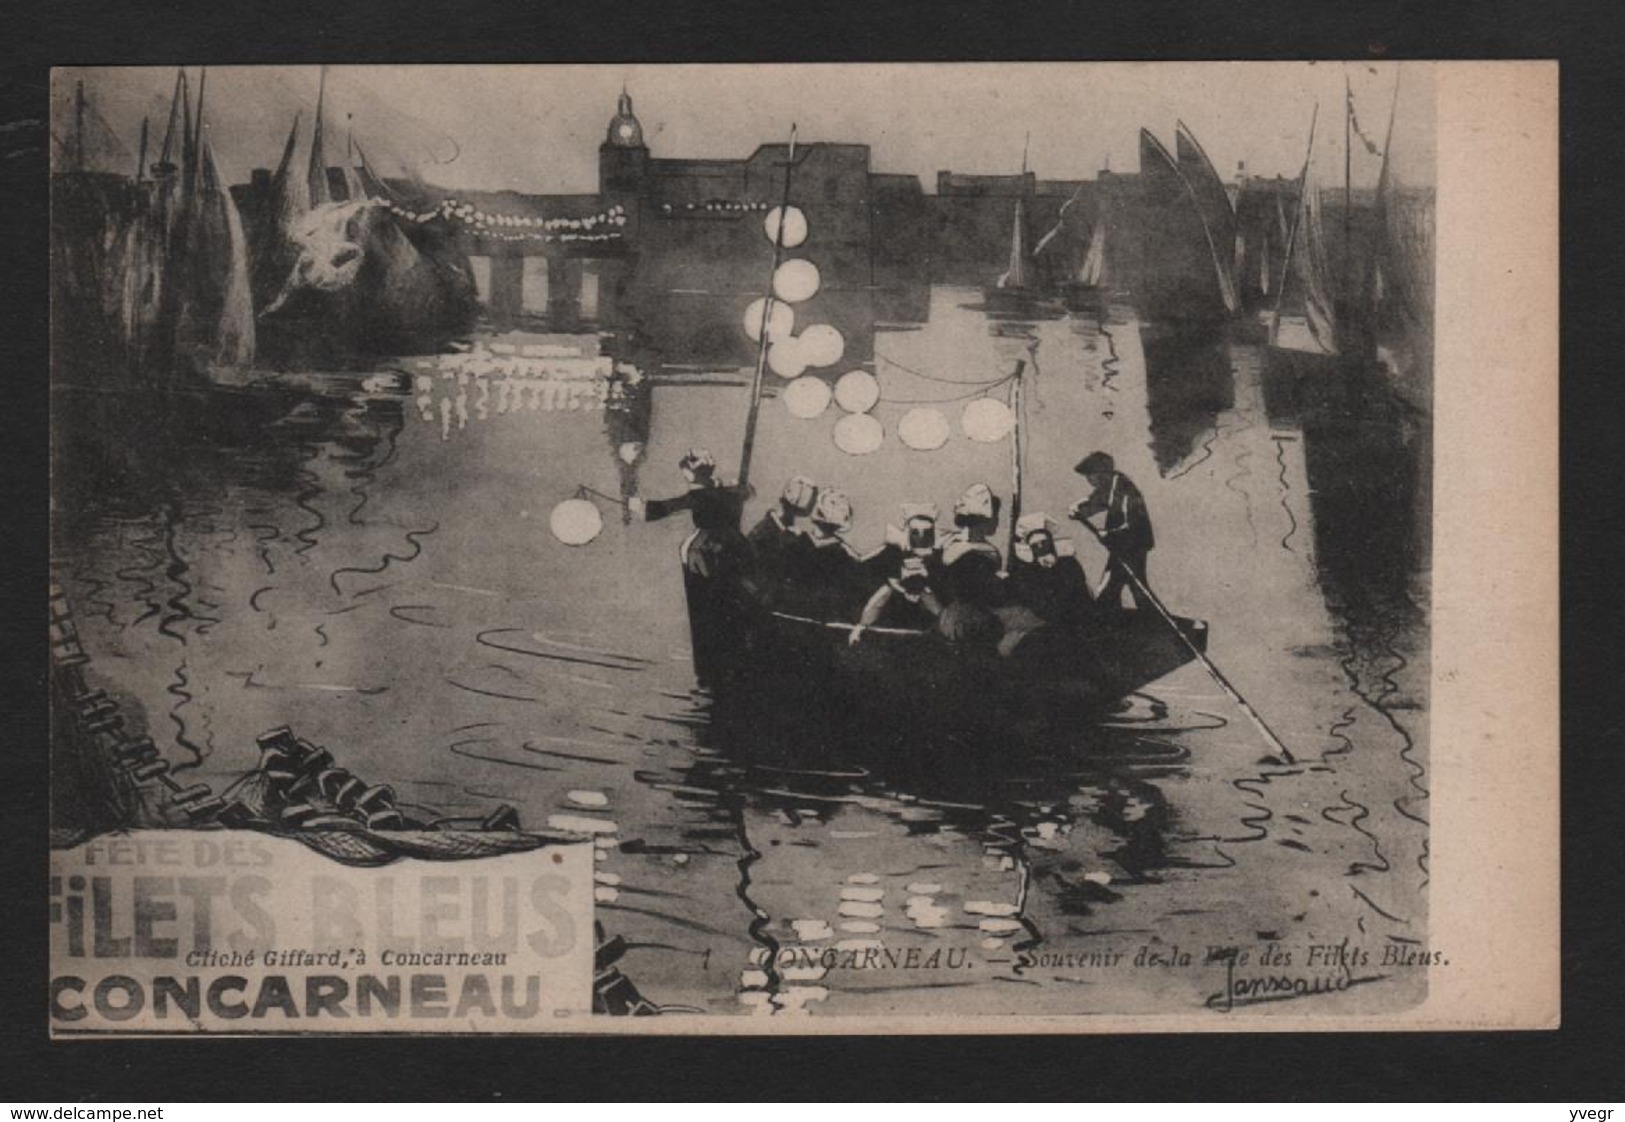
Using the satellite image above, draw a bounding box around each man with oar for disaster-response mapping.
[1069,451,1155,611]
[1068,450,1298,765]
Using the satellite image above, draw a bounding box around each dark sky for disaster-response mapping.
[54,62,1436,194]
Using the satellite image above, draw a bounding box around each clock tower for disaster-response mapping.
[599,88,649,198]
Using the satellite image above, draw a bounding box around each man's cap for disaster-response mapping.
[1074,451,1114,476]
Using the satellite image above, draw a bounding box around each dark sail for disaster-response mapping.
[1136,128,1230,325]
[1173,121,1240,314]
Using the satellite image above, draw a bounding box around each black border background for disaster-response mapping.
[4,0,1620,1102]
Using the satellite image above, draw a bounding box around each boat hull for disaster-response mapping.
[981,286,1051,317]
[1060,282,1108,316]
[685,572,1208,740]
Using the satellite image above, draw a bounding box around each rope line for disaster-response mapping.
[878,373,1016,406]
[874,351,1012,387]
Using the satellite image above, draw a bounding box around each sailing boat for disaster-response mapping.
[1135,128,1236,328]
[981,136,1051,317]
[1060,211,1109,315]
[1173,121,1241,316]
[1268,77,1405,376]
[252,68,477,366]
[54,70,257,387]
[661,132,1209,737]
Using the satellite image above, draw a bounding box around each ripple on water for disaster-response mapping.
[791,919,834,941]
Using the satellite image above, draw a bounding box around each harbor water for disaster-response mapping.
[51,287,1431,1017]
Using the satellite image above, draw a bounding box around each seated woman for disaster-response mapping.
[935,482,1005,645]
[860,502,945,590]
[1007,513,1095,628]
[748,475,819,575]
[785,488,866,616]
[848,556,942,645]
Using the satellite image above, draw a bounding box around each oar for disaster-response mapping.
[1076,520,1298,764]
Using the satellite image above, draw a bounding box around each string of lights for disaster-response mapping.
[378,196,630,244]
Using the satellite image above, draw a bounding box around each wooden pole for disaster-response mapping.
[1005,359,1027,569]
[1343,74,1353,311]
[74,80,86,172]
[1077,519,1299,764]
[136,117,149,182]
[737,124,799,491]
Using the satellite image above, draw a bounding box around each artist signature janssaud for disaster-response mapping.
[1204,947,1388,1012]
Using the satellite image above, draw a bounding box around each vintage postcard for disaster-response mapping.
[46,61,1556,1034]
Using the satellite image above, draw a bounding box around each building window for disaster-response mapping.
[579,268,600,320]
[468,256,492,306]
[521,256,550,315]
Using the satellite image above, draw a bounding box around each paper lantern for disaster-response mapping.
[962,397,1015,442]
[772,259,821,303]
[833,413,884,455]
[743,297,794,343]
[782,375,832,419]
[763,205,809,249]
[799,323,845,368]
[550,498,604,546]
[898,408,951,451]
[834,369,881,414]
[767,337,809,379]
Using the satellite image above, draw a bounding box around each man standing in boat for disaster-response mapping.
[1069,451,1155,610]
[629,448,755,686]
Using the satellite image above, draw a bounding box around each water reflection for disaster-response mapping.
[50,286,1432,1018]
[658,693,1196,1012]
[1141,323,1237,477]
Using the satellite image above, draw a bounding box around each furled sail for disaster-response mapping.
[175,130,257,376]
[996,196,1027,289]
[1295,173,1338,354]
[308,68,332,205]
[1078,215,1107,287]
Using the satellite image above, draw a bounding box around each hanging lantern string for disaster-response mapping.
[879,372,1018,406]
[576,483,628,507]
[875,351,1013,387]
[375,196,631,244]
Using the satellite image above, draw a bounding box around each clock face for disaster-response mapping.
[618,123,636,141]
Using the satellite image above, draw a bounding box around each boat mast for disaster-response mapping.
[1343,73,1353,307]
[73,79,86,172]
[135,117,149,182]
[1270,102,1319,344]
[737,124,800,491]
[191,67,208,196]
[1366,70,1402,304]
[1005,359,1027,569]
